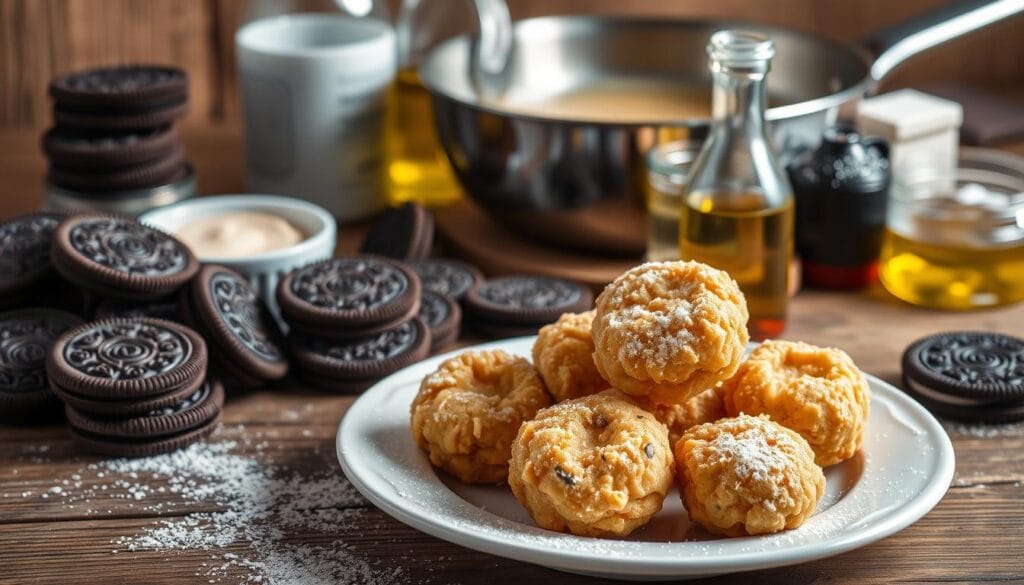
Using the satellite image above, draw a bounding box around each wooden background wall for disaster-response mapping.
[2,0,1023,132]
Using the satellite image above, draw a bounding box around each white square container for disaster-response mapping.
[857,89,963,185]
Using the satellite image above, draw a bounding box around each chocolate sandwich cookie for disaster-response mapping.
[48,141,187,192]
[52,373,204,417]
[53,100,189,132]
[66,379,223,440]
[51,214,199,300]
[0,212,68,310]
[359,203,434,261]
[465,275,594,338]
[69,412,219,457]
[50,65,189,131]
[49,65,188,108]
[67,379,222,458]
[410,258,483,301]
[46,317,207,400]
[419,290,461,352]
[42,126,179,169]
[94,297,182,322]
[277,256,421,339]
[902,331,1024,422]
[182,265,288,388]
[289,318,431,391]
[0,309,83,423]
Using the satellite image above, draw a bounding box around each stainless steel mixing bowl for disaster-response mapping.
[420,0,1023,255]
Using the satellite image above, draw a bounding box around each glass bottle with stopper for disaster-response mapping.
[679,30,795,340]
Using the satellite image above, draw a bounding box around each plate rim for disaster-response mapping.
[336,337,956,578]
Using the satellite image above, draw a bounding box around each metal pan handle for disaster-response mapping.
[469,0,513,97]
[864,0,1024,86]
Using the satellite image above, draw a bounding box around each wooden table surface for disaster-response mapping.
[1,128,1023,584]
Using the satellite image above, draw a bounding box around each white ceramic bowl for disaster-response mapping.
[139,195,336,311]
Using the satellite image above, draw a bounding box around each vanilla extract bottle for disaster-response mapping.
[679,30,794,340]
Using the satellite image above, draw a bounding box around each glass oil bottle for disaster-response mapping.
[679,30,794,340]
[385,0,464,207]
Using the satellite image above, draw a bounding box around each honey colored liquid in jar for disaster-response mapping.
[680,191,794,340]
[879,230,1024,310]
[385,66,462,207]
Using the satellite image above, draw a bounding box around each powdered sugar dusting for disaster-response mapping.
[607,304,696,367]
[12,432,406,584]
[710,429,789,487]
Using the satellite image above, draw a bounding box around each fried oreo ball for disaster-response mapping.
[509,392,674,537]
[722,340,870,467]
[411,350,552,484]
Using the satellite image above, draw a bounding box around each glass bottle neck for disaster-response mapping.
[710,67,768,135]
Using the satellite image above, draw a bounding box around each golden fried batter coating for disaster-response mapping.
[509,392,674,537]
[722,340,870,467]
[637,387,727,447]
[675,414,825,537]
[411,350,552,484]
[592,261,749,405]
[532,311,608,402]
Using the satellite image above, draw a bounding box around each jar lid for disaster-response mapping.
[788,125,890,194]
[857,89,963,141]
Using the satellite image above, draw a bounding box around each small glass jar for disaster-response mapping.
[645,141,699,262]
[879,148,1024,310]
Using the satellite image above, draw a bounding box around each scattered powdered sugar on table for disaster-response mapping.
[19,432,406,585]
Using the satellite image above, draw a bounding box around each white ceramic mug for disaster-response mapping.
[236,14,395,221]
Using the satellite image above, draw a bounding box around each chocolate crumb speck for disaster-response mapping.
[554,465,576,486]
[644,443,655,458]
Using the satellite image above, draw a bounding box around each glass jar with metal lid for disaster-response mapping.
[879,148,1024,310]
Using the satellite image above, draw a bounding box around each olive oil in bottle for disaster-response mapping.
[679,31,794,340]
[680,191,793,339]
[385,65,462,207]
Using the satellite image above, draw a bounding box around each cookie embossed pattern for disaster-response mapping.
[52,214,199,300]
[63,320,190,379]
[209,270,282,361]
[902,331,1024,422]
[69,217,189,275]
[0,308,83,422]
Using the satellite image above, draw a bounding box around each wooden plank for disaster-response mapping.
[0,0,63,129]
[0,483,1021,584]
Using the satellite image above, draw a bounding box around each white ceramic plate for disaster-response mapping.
[336,337,955,580]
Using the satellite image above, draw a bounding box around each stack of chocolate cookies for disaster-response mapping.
[48,318,223,457]
[0,210,290,456]
[43,65,191,194]
[277,256,432,391]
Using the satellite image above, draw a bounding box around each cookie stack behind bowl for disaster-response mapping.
[42,65,194,213]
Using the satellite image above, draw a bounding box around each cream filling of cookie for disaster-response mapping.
[175,212,305,259]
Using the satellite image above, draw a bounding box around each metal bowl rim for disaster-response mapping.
[419,14,874,127]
